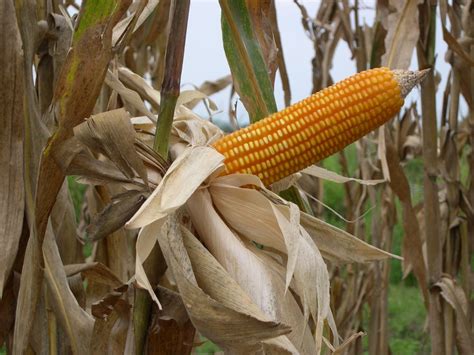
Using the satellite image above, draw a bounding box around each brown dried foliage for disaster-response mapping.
[1,0,473,354]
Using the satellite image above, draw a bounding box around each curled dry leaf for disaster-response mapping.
[181,226,298,353]
[435,276,474,354]
[126,146,224,229]
[74,108,148,185]
[185,75,233,109]
[65,262,124,288]
[300,212,399,264]
[302,165,385,186]
[105,70,157,122]
[210,174,331,328]
[87,190,147,241]
[187,189,318,353]
[118,66,161,110]
[55,138,139,187]
[158,215,294,353]
[176,90,218,111]
[134,220,166,307]
[170,113,224,147]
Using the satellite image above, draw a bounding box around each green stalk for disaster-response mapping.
[153,0,190,156]
[135,1,191,353]
[154,93,178,156]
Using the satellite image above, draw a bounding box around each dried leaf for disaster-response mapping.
[182,227,299,353]
[91,284,129,319]
[105,70,157,122]
[441,28,474,67]
[12,233,43,354]
[210,177,314,300]
[0,0,25,296]
[55,137,140,187]
[158,214,294,352]
[43,226,94,354]
[435,276,474,354]
[332,332,365,354]
[176,90,218,111]
[385,134,428,302]
[171,114,224,148]
[302,165,385,185]
[187,189,317,353]
[381,0,422,69]
[51,183,83,264]
[87,190,147,241]
[65,262,124,288]
[126,146,224,229]
[113,0,160,46]
[91,295,130,354]
[74,108,148,185]
[118,66,161,110]
[301,212,399,263]
[185,75,232,109]
[134,220,166,307]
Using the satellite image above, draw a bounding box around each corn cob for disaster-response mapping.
[212,67,427,186]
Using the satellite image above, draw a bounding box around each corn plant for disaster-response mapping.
[0,0,472,354]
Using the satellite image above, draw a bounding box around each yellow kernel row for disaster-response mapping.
[212,67,404,186]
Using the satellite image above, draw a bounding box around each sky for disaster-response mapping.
[181,0,454,126]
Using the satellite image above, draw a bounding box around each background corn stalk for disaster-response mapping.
[0,0,472,354]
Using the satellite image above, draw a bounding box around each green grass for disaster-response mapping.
[388,284,429,354]
[195,338,221,354]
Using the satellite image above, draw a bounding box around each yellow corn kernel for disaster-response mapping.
[213,67,424,186]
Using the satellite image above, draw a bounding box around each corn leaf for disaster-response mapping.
[381,0,422,69]
[43,227,94,353]
[0,0,25,296]
[35,0,131,242]
[158,214,294,353]
[220,0,277,122]
[126,146,224,229]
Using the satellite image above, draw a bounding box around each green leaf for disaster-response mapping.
[220,0,277,123]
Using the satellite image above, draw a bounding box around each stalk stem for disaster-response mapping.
[417,2,445,353]
[153,0,191,156]
[135,0,191,353]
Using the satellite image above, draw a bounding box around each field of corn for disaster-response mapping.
[1,0,473,354]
